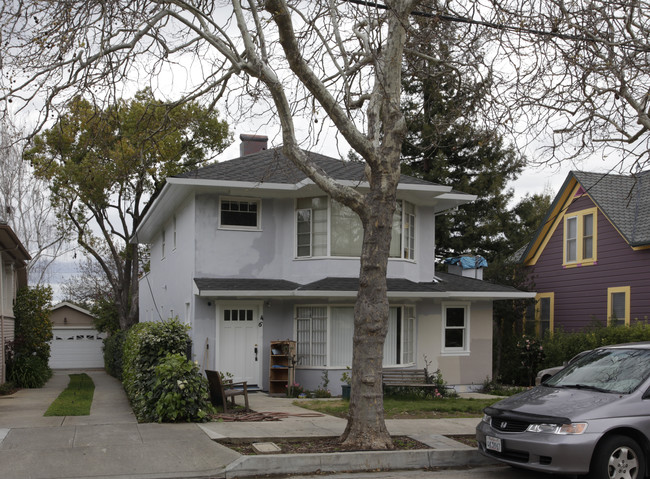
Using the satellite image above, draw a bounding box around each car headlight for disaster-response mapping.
[526,422,588,435]
[482,414,491,424]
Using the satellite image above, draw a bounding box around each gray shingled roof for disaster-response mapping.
[176,147,435,186]
[194,278,301,291]
[574,171,650,246]
[194,273,527,295]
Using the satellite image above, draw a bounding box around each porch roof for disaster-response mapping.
[193,273,534,300]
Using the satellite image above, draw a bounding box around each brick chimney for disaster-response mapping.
[240,134,268,156]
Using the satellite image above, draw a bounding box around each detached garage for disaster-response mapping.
[49,302,106,369]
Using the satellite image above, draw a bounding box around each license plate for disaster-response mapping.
[486,436,502,453]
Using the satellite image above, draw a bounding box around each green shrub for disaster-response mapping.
[103,330,127,380]
[0,381,16,395]
[122,318,192,421]
[540,321,650,371]
[148,353,213,422]
[12,286,53,363]
[497,321,650,387]
[8,354,52,388]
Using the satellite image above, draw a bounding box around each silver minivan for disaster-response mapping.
[476,342,650,478]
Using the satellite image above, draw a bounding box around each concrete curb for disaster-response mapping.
[224,448,497,478]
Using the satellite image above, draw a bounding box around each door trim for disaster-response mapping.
[215,301,263,385]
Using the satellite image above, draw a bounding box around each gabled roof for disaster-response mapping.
[51,301,95,317]
[517,170,650,264]
[572,171,650,246]
[193,273,534,300]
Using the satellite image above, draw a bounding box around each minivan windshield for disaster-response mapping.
[545,348,650,394]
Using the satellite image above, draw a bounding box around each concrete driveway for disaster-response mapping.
[0,369,135,429]
[0,369,239,479]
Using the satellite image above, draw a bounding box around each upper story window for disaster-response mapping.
[172,215,177,250]
[608,286,630,326]
[296,197,415,260]
[161,227,166,259]
[563,208,597,266]
[220,197,261,230]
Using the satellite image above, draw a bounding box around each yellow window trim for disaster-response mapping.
[607,286,631,326]
[536,292,554,336]
[522,292,555,337]
[562,207,598,267]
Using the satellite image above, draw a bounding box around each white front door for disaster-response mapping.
[217,304,262,386]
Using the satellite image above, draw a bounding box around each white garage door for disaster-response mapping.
[50,328,106,369]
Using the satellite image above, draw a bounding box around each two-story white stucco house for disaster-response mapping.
[135,135,533,394]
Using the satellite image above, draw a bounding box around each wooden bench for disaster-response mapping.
[205,370,250,413]
[382,368,437,389]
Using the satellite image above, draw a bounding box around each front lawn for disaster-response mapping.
[295,395,500,419]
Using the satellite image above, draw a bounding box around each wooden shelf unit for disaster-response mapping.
[269,340,296,395]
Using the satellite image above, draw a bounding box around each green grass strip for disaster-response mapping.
[295,396,500,419]
[44,373,95,416]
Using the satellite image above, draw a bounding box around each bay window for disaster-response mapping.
[296,197,416,259]
[295,305,416,367]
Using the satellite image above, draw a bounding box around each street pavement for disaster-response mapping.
[0,370,495,479]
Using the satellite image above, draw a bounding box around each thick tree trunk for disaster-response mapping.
[340,188,397,449]
[117,243,139,331]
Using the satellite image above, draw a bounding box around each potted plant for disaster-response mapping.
[340,367,351,400]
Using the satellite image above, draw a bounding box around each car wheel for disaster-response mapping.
[591,435,645,479]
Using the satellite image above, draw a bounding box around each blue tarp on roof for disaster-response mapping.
[444,255,488,269]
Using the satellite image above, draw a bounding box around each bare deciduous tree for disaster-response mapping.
[0,0,425,448]
[452,0,650,171]
[0,119,69,284]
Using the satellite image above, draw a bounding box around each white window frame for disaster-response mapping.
[218,196,262,231]
[161,227,166,260]
[296,208,313,258]
[294,197,416,261]
[441,302,471,356]
[294,304,417,368]
[402,202,416,260]
[172,215,177,250]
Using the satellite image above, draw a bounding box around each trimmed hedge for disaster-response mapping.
[499,321,650,386]
[540,321,650,370]
[103,330,127,380]
[121,318,212,422]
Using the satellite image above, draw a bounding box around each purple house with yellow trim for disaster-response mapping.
[516,170,650,335]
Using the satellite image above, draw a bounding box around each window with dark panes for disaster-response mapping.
[220,199,259,228]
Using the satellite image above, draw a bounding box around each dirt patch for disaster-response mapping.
[449,435,477,448]
[217,436,430,455]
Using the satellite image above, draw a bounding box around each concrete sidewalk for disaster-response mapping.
[0,370,494,479]
[0,370,239,479]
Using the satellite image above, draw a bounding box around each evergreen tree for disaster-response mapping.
[401,14,526,270]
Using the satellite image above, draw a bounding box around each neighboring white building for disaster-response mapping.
[134,135,534,394]
[0,223,30,384]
